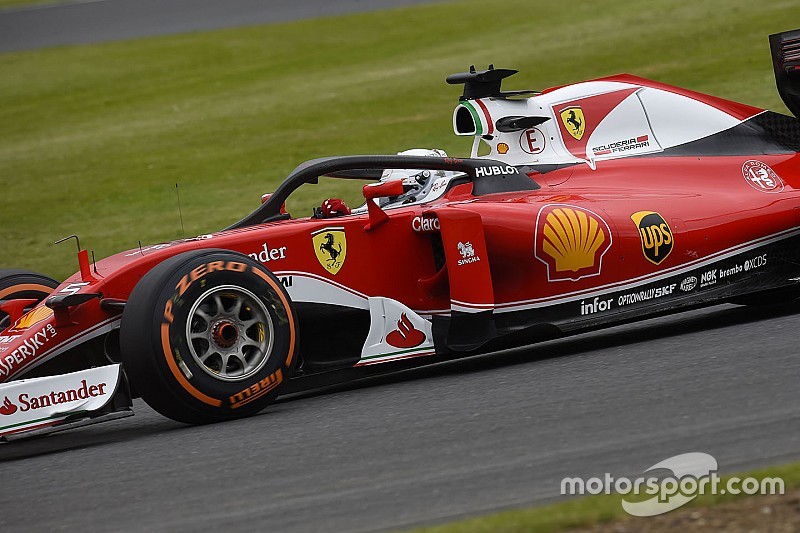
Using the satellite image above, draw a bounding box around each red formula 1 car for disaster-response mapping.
[1,30,800,438]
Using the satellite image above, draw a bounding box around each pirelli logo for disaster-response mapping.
[229,369,283,409]
[175,261,248,297]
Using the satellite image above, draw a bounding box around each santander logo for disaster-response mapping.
[0,380,108,416]
[386,314,425,349]
[0,396,18,416]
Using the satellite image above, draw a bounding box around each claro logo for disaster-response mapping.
[0,380,108,415]
[412,216,440,233]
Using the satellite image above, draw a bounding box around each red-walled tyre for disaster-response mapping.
[0,270,59,330]
[120,250,298,424]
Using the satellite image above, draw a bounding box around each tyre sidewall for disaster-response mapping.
[123,250,297,421]
[0,270,59,329]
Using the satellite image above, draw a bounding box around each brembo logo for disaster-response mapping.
[475,165,516,178]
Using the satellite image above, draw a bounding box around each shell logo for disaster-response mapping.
[534,204,612,281]
[14,306,53,330]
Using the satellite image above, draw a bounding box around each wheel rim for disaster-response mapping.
[185,285,274,382]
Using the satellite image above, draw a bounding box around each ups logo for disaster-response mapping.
[631,211,673,265]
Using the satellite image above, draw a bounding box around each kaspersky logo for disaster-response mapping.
[0,396,17,415]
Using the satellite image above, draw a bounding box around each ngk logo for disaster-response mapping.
[700,269,717,288]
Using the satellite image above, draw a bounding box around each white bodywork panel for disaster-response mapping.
[359,297,435,365]
[0,364,123,438]
[276,271,369,310]
[455,79,749,168]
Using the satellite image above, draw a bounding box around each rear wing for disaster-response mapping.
[770,28,800,118]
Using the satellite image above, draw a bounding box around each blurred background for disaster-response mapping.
[0,0,795,280]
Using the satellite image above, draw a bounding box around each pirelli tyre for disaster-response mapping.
[120,250,298,424]
[0,270,59,330]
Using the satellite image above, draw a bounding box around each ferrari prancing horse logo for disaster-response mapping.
[560,106,585,140]
[312,227,347,275]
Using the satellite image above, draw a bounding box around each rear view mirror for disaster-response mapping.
[362,179,404,231]
[363,179,405,200]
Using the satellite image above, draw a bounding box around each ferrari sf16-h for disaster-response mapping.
[1,29,799,439]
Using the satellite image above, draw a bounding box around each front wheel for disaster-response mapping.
[120,250,298,424]
[0,269,59,330]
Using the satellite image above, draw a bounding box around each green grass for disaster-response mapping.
[410,461,800,532]
[0,0,68,9]
[0,0,798,280]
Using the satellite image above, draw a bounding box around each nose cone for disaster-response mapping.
[0,306,58,381]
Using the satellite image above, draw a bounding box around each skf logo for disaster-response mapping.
[0,396,17,415]
[560,107,585,140]
[535,204,612,281]
[386,313,425,349]
[631,211,674,265]
[312,227,347,276]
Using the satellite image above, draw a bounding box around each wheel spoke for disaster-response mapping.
[213,294,225,315]
[198,345,217,363]
[218,352,232,374]
[230,297,244,319]
[240,318,261,330]
[194,308,213,323]
[231,351,249,368]
[241,338,262,351]
[185,285,275,382]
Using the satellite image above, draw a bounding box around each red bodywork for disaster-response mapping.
[2,73,800,386]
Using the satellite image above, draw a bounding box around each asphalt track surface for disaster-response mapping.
[1,301,799,532]
[2,1,800,531]
[0,0,443,52]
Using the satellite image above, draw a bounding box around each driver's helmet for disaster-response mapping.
[377,148,460,208]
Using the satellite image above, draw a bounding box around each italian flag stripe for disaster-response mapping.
[361,346,432,360]
[0,411,87,435]
[460,102,483,136]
